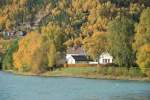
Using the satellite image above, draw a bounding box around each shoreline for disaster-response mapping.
[3,70,150,82]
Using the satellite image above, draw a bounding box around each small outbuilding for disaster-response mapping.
[99,52,113,64]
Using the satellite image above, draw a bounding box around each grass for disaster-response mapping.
[96,67,146,78]
[41,67,97,76]
[41,66,149,81]
[57,67,96,74]
[5,66,150,81]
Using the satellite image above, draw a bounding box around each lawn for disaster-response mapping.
[42,66,149,80]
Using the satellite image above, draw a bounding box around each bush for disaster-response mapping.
[145,68,150,78]
[97,66,145,78]
[20,64,31,72]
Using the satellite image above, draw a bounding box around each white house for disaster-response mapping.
[66,55,91,64]
[99,52,113,64]
[66,55,75,64]
[66,46,92,64]
[66,47,113,65]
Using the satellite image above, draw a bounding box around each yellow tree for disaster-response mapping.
[83,32,108,59]
[0,16,7,30]
[64,39,74,47]
[41,22,63,68]
[13,32,46,73]
[47,43,57,69]
[41,22,65,51]
[137,44,150,74]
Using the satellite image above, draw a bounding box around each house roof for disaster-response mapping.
[100,52,113,59]
[67,46,85,55]
[72,55,92,61]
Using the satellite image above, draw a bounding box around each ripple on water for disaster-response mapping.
[0,71,150,100]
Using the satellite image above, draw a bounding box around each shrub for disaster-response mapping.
[97,66,145,78]
[20,64,31,72]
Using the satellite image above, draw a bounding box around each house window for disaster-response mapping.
[105,59,107,63]
[103,59,107,63]
[108,59,110,63]
[103,59,110,64]
[103,59,105,63]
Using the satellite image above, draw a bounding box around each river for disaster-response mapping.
[0,71,150,100]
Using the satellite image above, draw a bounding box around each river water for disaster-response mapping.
[0,71,150,100]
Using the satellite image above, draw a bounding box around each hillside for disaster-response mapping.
[0,0,149,76]
[0,0,149,32]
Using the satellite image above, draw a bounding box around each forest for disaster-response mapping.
[0,0,149,77]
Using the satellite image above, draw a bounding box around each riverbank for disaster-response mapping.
[4,67,150,81]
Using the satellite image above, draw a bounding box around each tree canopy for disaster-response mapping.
[133,8,150,75]
[108,17,135,67]
[0,0,149,74]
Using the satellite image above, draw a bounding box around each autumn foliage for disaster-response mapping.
[13,32,44,73]
[13,29,59,73]
[0,0,149,75]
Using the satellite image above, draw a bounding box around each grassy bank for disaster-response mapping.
[5,66,150,81]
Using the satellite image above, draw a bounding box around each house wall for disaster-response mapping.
[66,53,113,65]
[66,54,86,64]
[66,56,76,64]
[99,58,113,64]
[76,61,89,64]
[99,53,113,64]
[89,61,98,64]
[64,63,113,67]
[66,54,85,58]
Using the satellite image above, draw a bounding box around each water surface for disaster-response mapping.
[0,71,150,100]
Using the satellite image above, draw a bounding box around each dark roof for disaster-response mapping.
[72,55,92,61]
[67,46,85,55]
[18,31,27,36]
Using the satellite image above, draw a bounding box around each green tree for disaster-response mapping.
[108,17,135,67]
[3,39,19,70]
[133,8,150,51]
[133,8,150,75]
